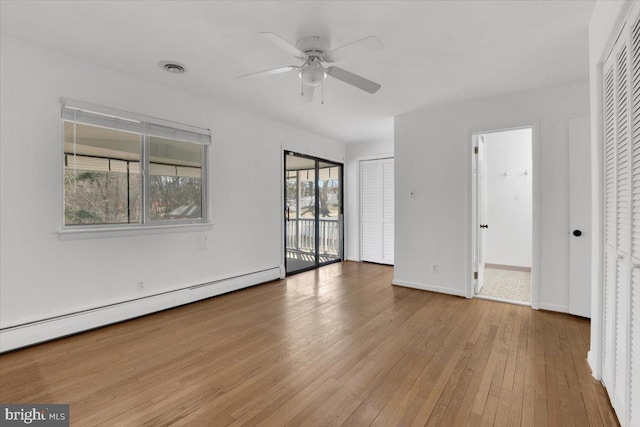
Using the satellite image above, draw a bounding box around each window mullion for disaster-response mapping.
[201,144,208,222]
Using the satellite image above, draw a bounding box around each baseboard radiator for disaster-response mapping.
[0,267,281,353]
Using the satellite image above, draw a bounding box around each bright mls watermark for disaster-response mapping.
[0,404,68,426]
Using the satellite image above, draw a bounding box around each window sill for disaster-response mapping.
[58,222,214,241]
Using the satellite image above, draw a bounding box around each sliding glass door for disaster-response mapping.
[284,152,343,275]
[285,154,318,273]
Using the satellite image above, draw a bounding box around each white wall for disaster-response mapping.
[0,36,344,343]
[345,140,394,261]
[484,128,532,268]
[394,80,589,310]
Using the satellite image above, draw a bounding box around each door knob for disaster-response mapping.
[573,229,582,237]
[480,224,489,229]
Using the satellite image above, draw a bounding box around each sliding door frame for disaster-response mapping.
[283,151,344,276]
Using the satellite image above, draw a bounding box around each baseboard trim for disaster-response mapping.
[537,302,570,314]
[391,279,467,297]
[485,263,532,272]
[0,267,281,353]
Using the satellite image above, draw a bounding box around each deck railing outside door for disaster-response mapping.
[286,218,339,255]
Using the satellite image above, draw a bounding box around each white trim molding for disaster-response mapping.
[537,302,570,314]
[0,267,280,353]
[392,279,467,297]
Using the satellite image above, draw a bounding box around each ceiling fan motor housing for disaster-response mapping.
[296,36,330,60]
[296,37,330,86]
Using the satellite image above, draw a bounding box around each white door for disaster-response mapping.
[361,160,381,262]
[599,5,640,426]
[613,33,631,422]
[630,6,640,425]
[475,136,486,292]
[361,158,394,265]
[602,49,618,404]
[568,117,592,317]
[601,27,631,423]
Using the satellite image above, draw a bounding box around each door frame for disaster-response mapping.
[348,153,394,262]
[283,150,344,276]
[469,123,540,310]
[474,135,486,294]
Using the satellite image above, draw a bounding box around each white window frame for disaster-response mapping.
[59,98,211,235]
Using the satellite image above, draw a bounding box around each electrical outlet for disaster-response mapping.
[432,264,438,273]
[137,280,145,291]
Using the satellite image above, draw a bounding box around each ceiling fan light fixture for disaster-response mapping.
[299,62,326,86]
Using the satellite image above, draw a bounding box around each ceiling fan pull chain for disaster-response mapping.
[301,70,304,97]
[322,79,324,105]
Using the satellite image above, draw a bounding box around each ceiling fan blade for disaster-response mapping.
[259,32,306,59]
[325,36,384,63]
[237,65,298,79]
[326,66,381,94]
[300,84,315,103]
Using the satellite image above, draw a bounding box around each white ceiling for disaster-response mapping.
[0,1,595,144]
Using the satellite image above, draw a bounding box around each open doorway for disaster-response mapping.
[473,128,532,305]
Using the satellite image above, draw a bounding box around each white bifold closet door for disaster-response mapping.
[631,10,640,426]
[360,158,394,265]
[601,5,640,425]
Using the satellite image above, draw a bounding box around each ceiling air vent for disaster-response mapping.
[159,61,186,74]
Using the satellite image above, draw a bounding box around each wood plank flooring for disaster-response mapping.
[0,262,619,426]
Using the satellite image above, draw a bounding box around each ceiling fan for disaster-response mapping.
[238,33,384,103]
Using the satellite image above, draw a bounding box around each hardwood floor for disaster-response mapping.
[0,262,618,426]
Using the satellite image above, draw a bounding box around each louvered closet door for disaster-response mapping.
[603,48,618,395]
[630,8,640,426]
[361,158,394,265]
[604,6,640,425]
[614,34,631,420]
[604,21,634,425]
[381,159,394,264]
[361,160,382,262]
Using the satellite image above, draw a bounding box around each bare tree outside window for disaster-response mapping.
[65,169,141,225]
[63,123,141,226]
[148,136,203,220]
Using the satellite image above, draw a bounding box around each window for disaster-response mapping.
[62,99,210,228]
